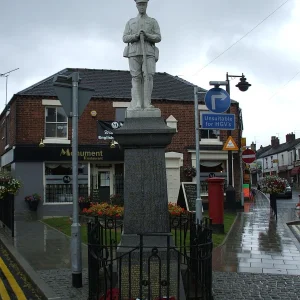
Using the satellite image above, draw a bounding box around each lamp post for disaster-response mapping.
[194,86,202,224]
[225,73,251,209]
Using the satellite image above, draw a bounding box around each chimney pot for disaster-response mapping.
[286,133,295,143]
[271,136,280,148]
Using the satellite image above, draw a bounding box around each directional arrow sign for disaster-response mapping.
[204,87,231,113]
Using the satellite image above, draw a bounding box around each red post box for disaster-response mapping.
[207,177,224,233]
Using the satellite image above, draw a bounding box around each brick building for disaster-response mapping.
[0,68,243,218]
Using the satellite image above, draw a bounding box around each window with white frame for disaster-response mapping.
[45,107,68,138]
[45,163,88,203]
[199,111,219,139]
[115,107,126,122]
[271,156,273,168]
[265,158,268,169]
[1,111,10,147]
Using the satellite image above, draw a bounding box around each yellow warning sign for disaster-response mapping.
[223,136,239,151]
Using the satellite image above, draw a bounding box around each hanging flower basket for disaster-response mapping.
[0,171,21,200]
[184,166,196,178]
[259,176,286,194]
[25,194,41,211]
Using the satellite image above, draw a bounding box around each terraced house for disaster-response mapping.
[0,68,243,218]
[253,134,300,186]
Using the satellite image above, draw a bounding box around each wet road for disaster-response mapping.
[0,240,44,300]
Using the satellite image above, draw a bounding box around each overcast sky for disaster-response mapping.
[0,0,299,148]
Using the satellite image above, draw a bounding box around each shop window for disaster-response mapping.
[45,107,68,138]
[45,163,88,203]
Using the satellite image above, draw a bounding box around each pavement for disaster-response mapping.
[0,213,89,300]
[213,190,300,299]
[0,191,300,299]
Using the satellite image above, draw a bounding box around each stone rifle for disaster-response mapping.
[140,32,149,104]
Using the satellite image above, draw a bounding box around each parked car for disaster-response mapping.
[277,181,292,199]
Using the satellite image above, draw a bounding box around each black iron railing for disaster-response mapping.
[0,194,14,237]
[87,214,213,300]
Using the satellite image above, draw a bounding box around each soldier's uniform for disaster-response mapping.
[123,0,161,109]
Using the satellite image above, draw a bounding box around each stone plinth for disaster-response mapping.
[125,108,161,118]
[114,116,186,300]
[114,117,176,235]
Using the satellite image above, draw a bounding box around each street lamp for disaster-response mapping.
[225,73,251,209]
[209,73,251,210]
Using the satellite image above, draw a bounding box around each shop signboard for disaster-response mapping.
[13,145,124,162]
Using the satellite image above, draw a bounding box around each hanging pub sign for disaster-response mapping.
[97,121,124,140]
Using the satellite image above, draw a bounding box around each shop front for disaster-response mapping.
[2,145,124,218]
[189,149,229,192]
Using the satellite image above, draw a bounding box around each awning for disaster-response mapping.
[200,161,222,168]
[291,166,300,176]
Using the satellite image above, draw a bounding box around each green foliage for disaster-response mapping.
[260,175,286,194]
[0,171,21,199]
[42,211,237,248]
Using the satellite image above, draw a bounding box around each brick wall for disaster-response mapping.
[0,96,242,198]
[2,96,240,149]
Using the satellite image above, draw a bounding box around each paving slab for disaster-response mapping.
[0,213,89,299]
[213,191,300,275]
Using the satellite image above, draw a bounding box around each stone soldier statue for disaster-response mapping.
[123,0,161,110]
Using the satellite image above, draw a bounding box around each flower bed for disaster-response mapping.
[81,202,187,217]
[82,202,124,217]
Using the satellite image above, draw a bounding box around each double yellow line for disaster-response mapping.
[0,256,26,300]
